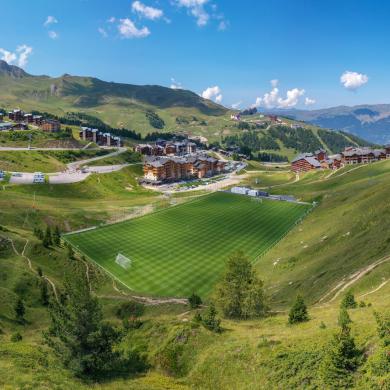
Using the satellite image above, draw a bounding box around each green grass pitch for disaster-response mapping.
[64,192,312,298]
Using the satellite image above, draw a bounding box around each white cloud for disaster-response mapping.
[231,101,242,109]
[118,18,150,38]
[262,87,280,108]
[278,88,305,108]
[98,27,108,38]
[170,78,183,89]
[0,45,33,68]
[44,16,58,27]
[251,97,262,108]
[175,0,210,26]
[252,80,305,109]
[108,16,116,23]
[132,1,163,20]
[201,85,222,103]
[16,45,33,68]
[48,30,59,39]
[340,70,368,90]
[305,97,316,106]
[0,48,17,64]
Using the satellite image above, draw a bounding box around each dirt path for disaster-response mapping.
[99,280,188,306]
[359,279,389,298]
[318,254,390,304]
[8,238,59,302]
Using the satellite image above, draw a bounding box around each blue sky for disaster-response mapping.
[1,0,390,110]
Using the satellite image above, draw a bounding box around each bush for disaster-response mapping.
[188,293,202,309]
[288,295,309,324]
[201,303,221,333]
[340,290,357,309]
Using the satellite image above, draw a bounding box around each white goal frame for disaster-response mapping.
[115,253,132,269]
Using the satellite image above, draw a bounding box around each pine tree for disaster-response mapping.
[43,262,136,378]
[216,251,268,319]
[288,294,309,324]
[202,303,221,333]
[338,307,352,329]
[14,298,25,323]
[320,308,361,388]
[340,290,357,309]
[53,225,61,246]
[42,226,52,248]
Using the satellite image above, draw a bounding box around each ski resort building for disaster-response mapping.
[341,147,386,164]
[292,146,390,172]
[135,140,197,156]
[143,154,226,183]
[291,153,322,172]
[41,119,61,133]
[79,127,122,147]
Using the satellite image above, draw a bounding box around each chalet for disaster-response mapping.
[79,127,121,147]
[314,148,327,162]
[341,147,386,164]
[8,109,24,122]
[143,154,226,183]
[135,140,196,156]
[41,119,61,133]
[33,115,43,125]
[291,153,322,172]
[23,113,33,123]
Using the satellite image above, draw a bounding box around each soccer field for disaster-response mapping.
[64,192,312,297]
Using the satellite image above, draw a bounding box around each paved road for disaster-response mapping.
[6,147,130,185]
[67,147,127,172]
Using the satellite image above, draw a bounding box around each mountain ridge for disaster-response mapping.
[264,104,390,143]
[0,60,227,116]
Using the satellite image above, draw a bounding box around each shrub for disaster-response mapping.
[340,290,357,309]
[288,295,309,324]
[188,293,202,309]
[201,303,221,333]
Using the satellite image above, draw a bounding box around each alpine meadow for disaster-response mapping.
[0,1,389,389]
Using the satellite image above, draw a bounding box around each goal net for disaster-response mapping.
[115,253,132,269]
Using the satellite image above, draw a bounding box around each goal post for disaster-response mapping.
[115,253,132,269]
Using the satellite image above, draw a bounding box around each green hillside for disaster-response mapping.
[0,60,230,139]
[0,61,376,153]
[0,156,389,388]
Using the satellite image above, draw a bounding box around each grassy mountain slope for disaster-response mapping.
[0,60,231,139]
[0,61,376,150]
[252,160,390,307]
[0,157,389,388]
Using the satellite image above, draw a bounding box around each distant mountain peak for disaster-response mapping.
[0,60,29,78]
